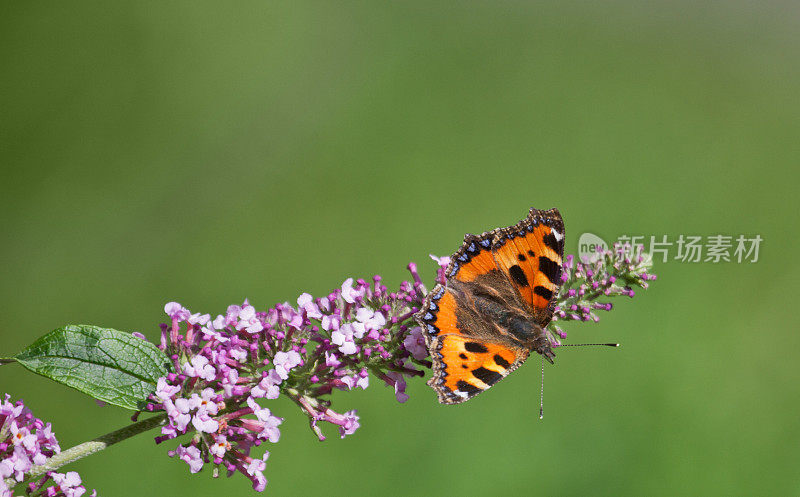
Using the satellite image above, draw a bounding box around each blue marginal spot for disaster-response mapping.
[448,262,460,276]
[424,312,434,321]
[427,324,438,334]
[480,238,491,248]
[467,242,477,253]
[457,253,468,262]
[429,301,437,311]
[433,287,445,299]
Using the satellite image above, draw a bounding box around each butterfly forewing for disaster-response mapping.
[491,208,564,327]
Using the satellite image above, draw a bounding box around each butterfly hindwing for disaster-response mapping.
[418,278,528,403]
[429,334,529,404]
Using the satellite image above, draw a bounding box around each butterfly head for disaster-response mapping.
[533,334,555,364]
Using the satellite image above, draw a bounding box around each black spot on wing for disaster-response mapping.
[534,286,554,301]
[543,232,563,254]
[493,354,511,369]
[527,249,535,257]
[464,342,488,353]
[517,253,526,262]
[458,353,468,360]
[508,264,529,287]
[472,367,502,386]
[456,380,482,396]
[538,256,562,285]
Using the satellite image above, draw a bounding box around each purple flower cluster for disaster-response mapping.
[547,243,656,343]
[143,265,428,491]
[0,394,95,497]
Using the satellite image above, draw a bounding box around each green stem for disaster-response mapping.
[0,358,15,366]
[4,413,167,489]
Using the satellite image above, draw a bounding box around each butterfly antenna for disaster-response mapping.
[537,343,616,419]
[539,354,545,420]
[559,343,619,348]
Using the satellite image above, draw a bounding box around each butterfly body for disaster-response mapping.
[415,208,564,404]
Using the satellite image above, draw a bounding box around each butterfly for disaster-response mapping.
[414,207,565,404]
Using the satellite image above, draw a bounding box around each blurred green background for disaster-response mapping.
[1,1,798,496]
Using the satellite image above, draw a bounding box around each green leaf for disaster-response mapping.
[14,324,172,410]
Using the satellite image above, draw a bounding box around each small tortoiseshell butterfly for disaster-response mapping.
[415,207,565,404]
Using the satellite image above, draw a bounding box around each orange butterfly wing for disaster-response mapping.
[430,333,529,404]
[491,208,564,326]
[419,285,529,404]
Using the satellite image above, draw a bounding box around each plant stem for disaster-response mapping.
[4,413,167,489]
